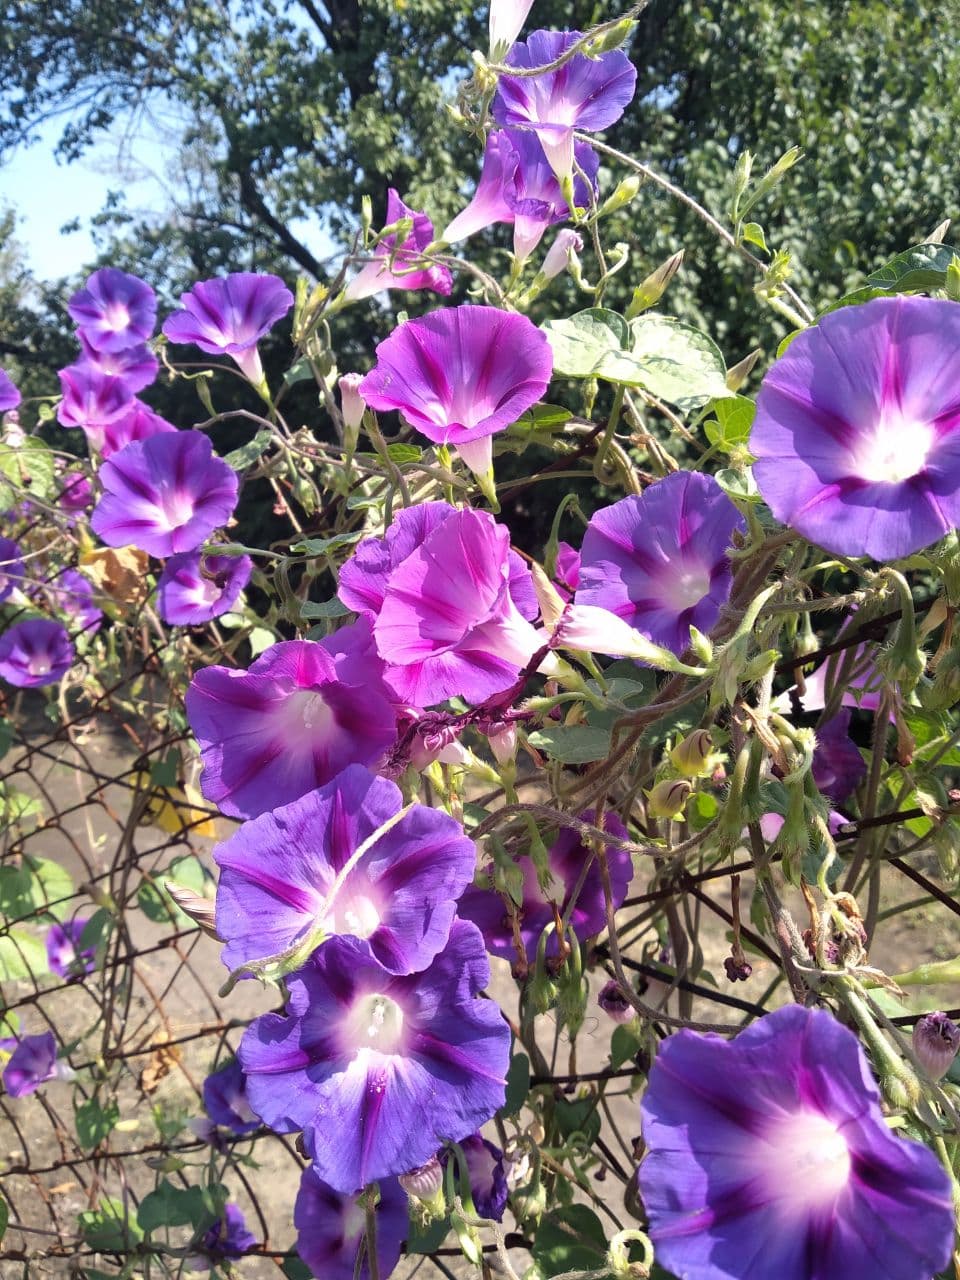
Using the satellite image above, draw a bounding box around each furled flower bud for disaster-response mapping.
[338,371,366,447]
[626,249,683,317]
[645,778,692,821]
[541,229,583,281]
[486,721,517,765]
[725,347,762,392]
[913,1011,960,1081]
[400,1156,444,1202]
[488,0,535,59]
[598,979,636,1024]
[669,729,715,778]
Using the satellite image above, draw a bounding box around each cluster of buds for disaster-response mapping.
[645,728,724,822]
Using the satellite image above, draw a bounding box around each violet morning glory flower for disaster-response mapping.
[240,921,510,1193]
[343,189,452,302]
[67,268,157,354]
[750,295,960,560]
[38,570,103,635]
[338,501,547,707]
[162,272,293,384]
[185,625,397,819]
[58,472,93,516]
[575,470,746,656]
[0,369,21,413]
[0,537,24,602]
[554,540,580,600]
[2,1032,62,1096]
[78,334,159,393]
[295,1166,408,1280]
[459,809,633,961]
[358,304,552,475]
[45,917,97,980]
[99,399,177,459]
[91,430,238,557]
[156,550,252,626]
[186,1203,257,1272]
[812,709,866,805]
[0,619,74,687]
[639,1003,955,1280]
[443,1133,508,1221]
[213,764,477,977]
[56,363,134,445]
[492,29,637,177]
[202,1058,260,1135]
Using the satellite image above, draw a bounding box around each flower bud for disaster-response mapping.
[540,229,583,281]
[912,1011,960,1081]
[625,249,683,317]
[598,980,636,1024]
[725,347,763,392]
[338,372,366,439]
[400,1155,444,1202]
[669,729,715,778]
[488,0,535,59]
[645,777,692,821]
[584,18,635,56]
[486,721,517,765]
[600,174,642,219]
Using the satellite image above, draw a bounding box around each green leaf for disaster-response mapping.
[610,1022,643,1069]
[541,308,644,383]
[514,402,573,432]
[223,428,274,471]
[289,532,362,555]
[385,442,422,464]
[138,1179,227,1235]
[150,749,179,789]
[79,1198,142,1251]
[628,314,733,410]
[704,395,756,452]
[554,1094,602,1145]
[0,784,43,830]
[282,356,316,386]
[0,437,56,502]
[866,242,960,293]
[0,1189,8,1244]
[499,1051,530,1117]
[300,597,351,620]
[532,1204,610,1278]
[406,1213,452,1254]
[741,221,768,252]
[75,1098,120,1150]
[714,466,761,502]
[0,720,12,762]
[0,929,49,980]
[281,1256,315,1280]
[526,725,612,764]
[248,626,275,657]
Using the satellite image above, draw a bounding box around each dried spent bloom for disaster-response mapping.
[358,304,552,474]
[640,1004,955,1280]
[240,922,511,1193]
[186,1203,257,1272]
[202,1058,260,1135]
[399,1157,443,1202]
[67,268,157,353]
[598,979,636,1024]
[0,619,75,688]
[492,29,637,177]
[343,189,452,302]
[912,1011,960,1081]
[338,502,547,707]
[186,628,397,819]
[45,918,96,980]
[295,1167,408,1280]
[2,1032,63,1096]
[0,537,24,602]
[750,295,960,560]
[458,809,633,960]
[576,470,746,656]
[162,272,293,384]
[91,430,238,557]
[213,764,477,977]
[0,368,21,412]
[156,550,252,626]
[443,1133,508,1221]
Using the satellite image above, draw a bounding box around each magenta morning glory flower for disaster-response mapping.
[338,502,547,707]
[214,764,477,977]
[492,29,637,177]
[162,272,293,384]
[2,1032,63,1096]
[343,188,452,302]
[202,1059,260,1136]
[459,809,633,961]
[575,471,746,656]
[750,295,960,560]
[295,1167,408,1280]
[240,920,510,1193]
[185,625,397,819]
[99,399,177,459]
[0,369,21,412]
[639,1003,955,1280]
[67,268,157,353]
[812,709,866,805]
[0,537,24,602]
[56,363,134,444]
[78,334,159,393]
[156,550,252,626]
[91,430,238,557]
[58,472,93,516]
[0,619,74,687]
[45,917,96,981]
[444,1133,508,1221]
[187,1203,257,1272]
[358,304,552,474]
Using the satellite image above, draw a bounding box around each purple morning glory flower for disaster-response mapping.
[444,1133,508,1221]
[99,399,177,459]
[45,917,96,980]
[90,430,238,557]
[202,1058,260,1135]
[442,130,599,261]
[156,550,252,626]
[56,363,134,444]
[0,369,21,413]
[750,295,960,560]
[39,570,103,635]
[58,472,93,516]
[2,1032,62,1096]
[67,268,157,354]
[78,335,159,393]
[295,1166,408,1280]
[343,188,452,302]
[185,626,397,819]
[492,29,637,177]
[239,921,511,1193]
[812,709,867,805]
[554,539,581,599]
[187,1202,257,1272]
[0,537,24,602]
[358,304,552,474]
[639,1003,955,1280]
[162,272,293,384]
[213,764,477,977]
[0,619,74,687]
[575,471,746,656]
[459,809,633,961]
[338,501,546,707]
